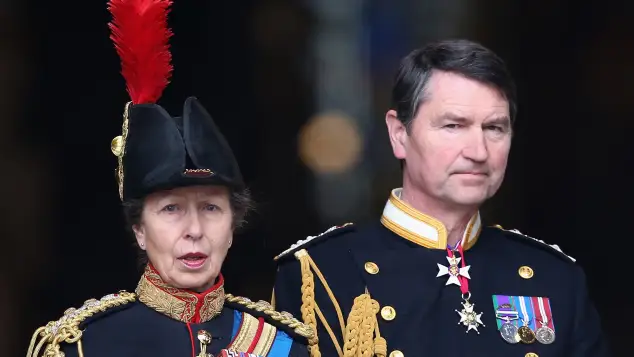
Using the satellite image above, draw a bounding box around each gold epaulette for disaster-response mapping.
[225,294,315,342]
[27,291,136,357]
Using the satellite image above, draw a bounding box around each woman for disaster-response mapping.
[26,1,313,356]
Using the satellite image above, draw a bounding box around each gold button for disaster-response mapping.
[525,353,538,357]
[364,262,379,274]
[389,350,404,357]
[518,266,534,279]
[381,306,396,321]
[111,136,124,156]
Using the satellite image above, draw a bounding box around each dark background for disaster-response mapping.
[1,0,630,356]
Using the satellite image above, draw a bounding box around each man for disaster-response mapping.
[272,39,610,357]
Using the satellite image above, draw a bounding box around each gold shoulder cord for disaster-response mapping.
[342,289,386,357]
[225,294,315,342]
[293,249,385,357]
[26,291,136,357]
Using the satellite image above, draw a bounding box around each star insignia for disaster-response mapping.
[436,256,471,286]
[456,301,485,334]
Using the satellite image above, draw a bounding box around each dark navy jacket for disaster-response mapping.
[28,267,311,357]
[273,200,610,357]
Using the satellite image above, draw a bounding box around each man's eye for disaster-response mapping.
[444,124,461,129]
[485,125,507,133]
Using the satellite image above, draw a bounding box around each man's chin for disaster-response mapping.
[447,190,491,207]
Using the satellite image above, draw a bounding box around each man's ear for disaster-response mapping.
[385,110,408,159]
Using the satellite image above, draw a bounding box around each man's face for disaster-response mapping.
[386,71,512,208]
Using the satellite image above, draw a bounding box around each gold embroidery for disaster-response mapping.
[26,291,136,357]
[229,313,259,352]
[111,101,132,200]
[226,294,315,340]
[183,168,214,176]
[136,265,225,323]
[200,288,225,322]
[253,323,277,356]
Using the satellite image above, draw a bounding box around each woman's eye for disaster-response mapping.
[204,204,219,212]
[162,204,179,212]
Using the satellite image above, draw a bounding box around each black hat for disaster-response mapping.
[108,0,243,201]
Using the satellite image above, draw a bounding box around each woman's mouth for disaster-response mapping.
[178,252,208,269]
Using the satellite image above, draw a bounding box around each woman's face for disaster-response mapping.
[133,185,233,292]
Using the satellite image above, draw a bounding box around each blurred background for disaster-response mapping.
[2,0,630,355]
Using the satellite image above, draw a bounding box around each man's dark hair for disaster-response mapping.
[122,187,253,268]
[391,39,517,130]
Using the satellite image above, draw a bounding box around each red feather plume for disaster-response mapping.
[108,0,173,104]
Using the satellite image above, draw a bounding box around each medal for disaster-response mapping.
[532,296,556,344]
[536,324,555,344]
[443,243,484,334]
[437,256,471,286]
[456,296,485,334]
[494,298,520,344]
[517,325,536,344]
[517,296,536,344]
[499,320,519,344]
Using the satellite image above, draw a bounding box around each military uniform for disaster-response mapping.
[27,1,313,356]
[272,188,610,357]
[28,265,312,357]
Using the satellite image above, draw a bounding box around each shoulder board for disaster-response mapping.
[27,291,136,357]
[225,293,314,343]
[493,225,576,263]
[274,223,355,261]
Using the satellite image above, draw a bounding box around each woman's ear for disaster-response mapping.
[133,224,146,250]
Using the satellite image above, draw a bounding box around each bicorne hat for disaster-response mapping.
[108,0,243,201]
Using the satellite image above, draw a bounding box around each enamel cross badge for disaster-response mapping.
[437,256,471,286]
[456,300,485,334]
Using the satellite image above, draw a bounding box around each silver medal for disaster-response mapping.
[499,322,519,344]
[535,325,556,344]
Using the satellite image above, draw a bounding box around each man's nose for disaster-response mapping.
[462,130,489,162]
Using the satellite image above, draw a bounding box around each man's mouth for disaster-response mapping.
[178,252,208,269]
[455,171,488,176]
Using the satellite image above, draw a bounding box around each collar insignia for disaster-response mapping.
[135,264,225,323]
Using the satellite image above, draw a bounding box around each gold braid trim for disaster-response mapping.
[295,249,321,357]
[294,248,350,357]
[343,293,386,357]
[26,291,136,357]
[225,294,316,342]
